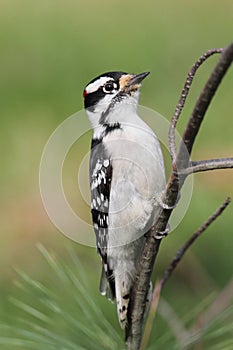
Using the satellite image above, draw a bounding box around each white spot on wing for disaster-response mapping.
[103,159,110,167]
[97,197,101,206]
[91,179,99,190]
[96,161,102,171]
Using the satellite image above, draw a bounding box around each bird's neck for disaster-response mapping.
[87,100,138,128]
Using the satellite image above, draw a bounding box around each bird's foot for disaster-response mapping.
[153,225,170,239]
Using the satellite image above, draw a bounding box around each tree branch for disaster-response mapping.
[125,42,233,350]
[169,48,223,162]
[178,42,233,169]
[181,157,233,175]
[140,197,231,350]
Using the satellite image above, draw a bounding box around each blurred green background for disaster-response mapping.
[0,0,233,349]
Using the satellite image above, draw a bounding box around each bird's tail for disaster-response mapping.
[99,266,115,301]
[115,277,153,330]
[115,276,131,329]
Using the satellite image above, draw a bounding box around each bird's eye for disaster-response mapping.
[103,82,117,94]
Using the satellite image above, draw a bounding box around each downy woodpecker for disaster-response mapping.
[83,71,166,328]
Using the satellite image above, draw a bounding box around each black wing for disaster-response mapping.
[90,138,115,298]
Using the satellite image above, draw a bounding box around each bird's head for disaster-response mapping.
[83,71,150,127]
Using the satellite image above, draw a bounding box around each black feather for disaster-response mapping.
[90,140,115,297]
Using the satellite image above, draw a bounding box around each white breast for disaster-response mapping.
[104,112,166,248]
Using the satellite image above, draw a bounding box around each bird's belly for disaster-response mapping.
[107,161,160,248]
[104,124,166,247]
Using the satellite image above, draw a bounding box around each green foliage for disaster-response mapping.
[1,245,124,350]
[1,246,233,349]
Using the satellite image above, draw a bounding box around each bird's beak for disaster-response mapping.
[120,71,150,93]
[127,72,150,86]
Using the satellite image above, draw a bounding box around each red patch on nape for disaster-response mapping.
[83,89,88,98]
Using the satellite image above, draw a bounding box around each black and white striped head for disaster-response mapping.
[83,71,150,117]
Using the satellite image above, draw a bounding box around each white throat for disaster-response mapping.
[86,91,140,131]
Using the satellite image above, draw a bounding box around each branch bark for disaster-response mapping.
[140,197,231,350]
[125,42,233,350]
[181,157,233,175]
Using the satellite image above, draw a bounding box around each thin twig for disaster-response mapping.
[178,42,233,168]
[140,280,162,350]
[160,197,231,288]
[140,197,231,350]
[168,48,223,162]
[180,157,233,175]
